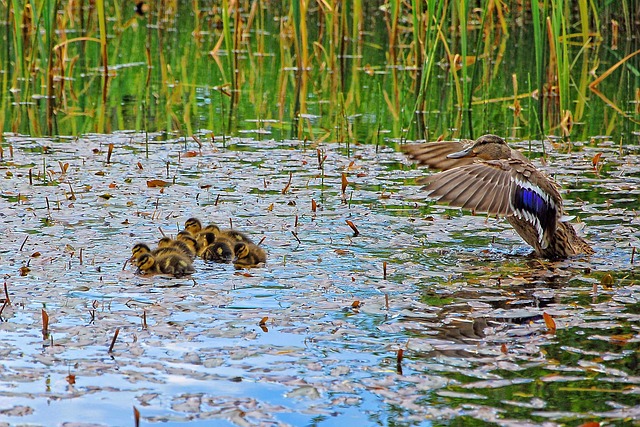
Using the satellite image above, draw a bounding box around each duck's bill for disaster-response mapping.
[446,147,473,159]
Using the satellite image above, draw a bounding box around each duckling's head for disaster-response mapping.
[201,223,221,234]
[157,237,174,248]
[136,252,156,271]
[131,243,151,260]
[233,242,249,260]
[184,217,202,235]
[447,134,510,161]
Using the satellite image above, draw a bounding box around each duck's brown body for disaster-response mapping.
[403,135,593,259]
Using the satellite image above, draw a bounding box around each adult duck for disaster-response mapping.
[403,134,593,259]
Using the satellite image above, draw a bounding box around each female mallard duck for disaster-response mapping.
[233,242,266,269]
[403,134,593,259]
[135,251,195,277]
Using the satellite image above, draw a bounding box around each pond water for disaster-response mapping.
[0,133,639,426]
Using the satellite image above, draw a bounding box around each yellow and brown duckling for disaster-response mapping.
[233,242,267,269]
[135,251,195,277]
[193,229,233,262]
[131,242,183,261]
[158,236,196,259]
[201,241,235,263]
[403,134,593,259]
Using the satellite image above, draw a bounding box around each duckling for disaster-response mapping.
[135,252,195,277]
[158,236,196,259]
[131,242,185,266]
[201,241,234,263]
[131,242,168,260]
[184,217,203,235]
[233,242,266,269]
[131,242,153,261]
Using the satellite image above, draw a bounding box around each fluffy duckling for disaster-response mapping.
[158,237,196,259]
[201,241,234,263]
[184,217,204,235]
[176,231,198,256]
[131,242,181,262]
[131,242,153,261]
[233,242,266,269]
[135,252,195,277]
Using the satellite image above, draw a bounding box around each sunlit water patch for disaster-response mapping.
[0,134,638,426]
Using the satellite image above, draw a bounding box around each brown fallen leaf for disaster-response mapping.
[42,309,49,332]
[543,312,556,332]
[592,152,603,168]
[147,179,170,188]
[577,422,600,427]
[341,173,348,194]
[609,334,633,345]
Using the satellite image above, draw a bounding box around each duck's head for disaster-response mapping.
[135,252,156,271]
[184,217,202,235]
[447,134,511,161]
[157,237,174,248]
[131,243,151,260]
[233,242,249,261]
[201,223,221,235]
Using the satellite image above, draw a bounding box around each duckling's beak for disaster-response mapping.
[447,146,474,159]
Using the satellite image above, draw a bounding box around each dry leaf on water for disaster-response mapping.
[543,312,556,332]
[147,179,170,188]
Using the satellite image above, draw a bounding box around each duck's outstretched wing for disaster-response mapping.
[402,140,475,171]
[419,159,563,248]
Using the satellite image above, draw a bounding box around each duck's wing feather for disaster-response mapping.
[418,160,514,216]
[507,160,563,248]
[420,159,564,249]
[402,140,475,171]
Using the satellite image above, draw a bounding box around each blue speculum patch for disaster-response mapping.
[514,186,555,233]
